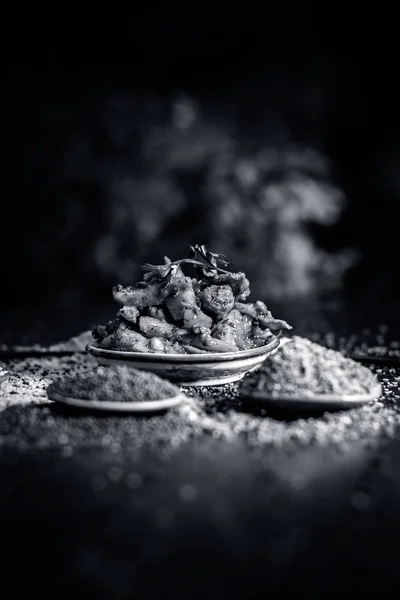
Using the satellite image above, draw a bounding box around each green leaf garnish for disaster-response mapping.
[142,257,175,282]
[189,244,230,270]
[141,245,231,283]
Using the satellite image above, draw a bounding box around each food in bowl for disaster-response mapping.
[92,245,291,354]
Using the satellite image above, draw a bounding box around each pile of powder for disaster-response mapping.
[240,336,379,398]
[179,364,398,449]
[1,366,398,456]
[0,343,395,458]
[0,330,94,355]
[48,365,180,403]
[47,330,94,352]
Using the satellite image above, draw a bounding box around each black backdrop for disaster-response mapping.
[2,2,400,316]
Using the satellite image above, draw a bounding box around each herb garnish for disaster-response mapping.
[142,245,231,283]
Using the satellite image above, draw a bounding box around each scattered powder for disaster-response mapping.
[310,325,400,361]
[179,368,399,449]
[48,366,180,403]
[240,336,378,398]
[0,354,95,410]
[0,330,93,355]
[0,337,399,457]
[0,366,400,456]
[47,330,94,352]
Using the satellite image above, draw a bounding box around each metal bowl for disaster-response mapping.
[86,336,280,386]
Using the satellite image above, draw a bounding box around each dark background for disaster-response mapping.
[2,2,400,323]
[2,7,400,599]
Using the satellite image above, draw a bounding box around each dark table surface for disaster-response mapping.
[1,298,400,599]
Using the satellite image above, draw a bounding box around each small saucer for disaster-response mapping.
[46,387,186,413]
[239,383,382,411]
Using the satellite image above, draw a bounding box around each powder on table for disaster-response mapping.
[309,325,400,361]
[240,336,379,398]
[48,330,94,352]
[0,354,94,411]
[0,330,94,355]
[48,366,180,403]
[1,357,399,455]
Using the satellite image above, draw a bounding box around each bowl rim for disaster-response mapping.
[86,335,280,364]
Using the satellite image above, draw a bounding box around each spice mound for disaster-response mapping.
[48,365,180,403]
[240,336,379,398]
[0,330,94,355]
